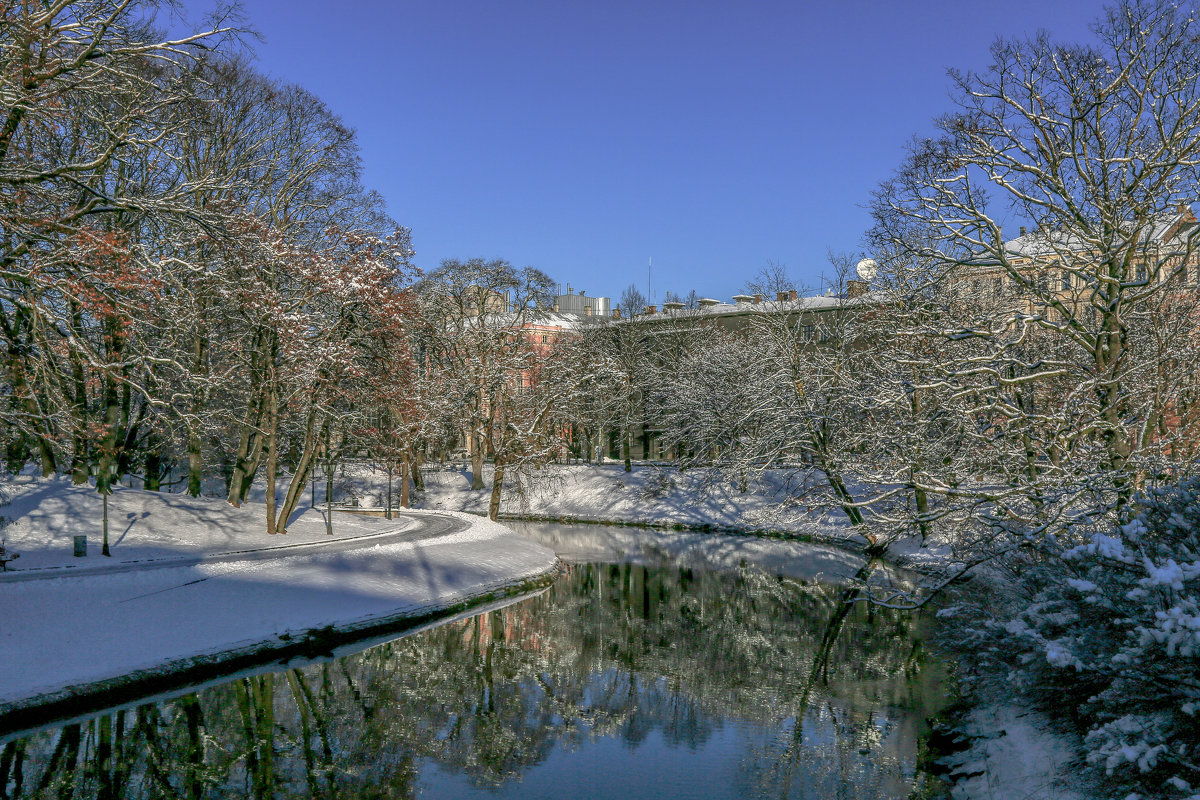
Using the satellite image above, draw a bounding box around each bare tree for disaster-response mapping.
[619,284,646,317]
[851,0,1200,600]
[416,258,557,508]
[0,1,239,485]
[744,260,796,298]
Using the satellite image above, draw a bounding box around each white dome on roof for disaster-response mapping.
[856,259,878,282]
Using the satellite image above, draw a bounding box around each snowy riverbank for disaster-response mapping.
[0,478,558,734]
[329,461,859,540]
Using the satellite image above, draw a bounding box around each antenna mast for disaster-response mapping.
[648,257,652,303]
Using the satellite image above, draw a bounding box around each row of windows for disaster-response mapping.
[965,262,1198,299]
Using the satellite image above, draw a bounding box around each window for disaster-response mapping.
[803,325,815,341]
[994,277,1004,297]
[1135,264,1148,283]
[540,334,549,344]
[1061,271,1072,291]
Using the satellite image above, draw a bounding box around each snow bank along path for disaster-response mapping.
[0,480,560,736]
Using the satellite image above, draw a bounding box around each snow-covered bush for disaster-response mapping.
[640,468,677,500]
[996,481,1200,799]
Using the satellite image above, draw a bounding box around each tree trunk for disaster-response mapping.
[470,429,485,490]
[264,384,279,535]
[410,449,424,490]
[488,458,505,521]
[907,382,933,541]
[3,343,57,476]
[226,389,267,507]
[186,430,204,497]
[385,461,393,520]
[1095,308,1134,507]
[68,305,90,485]
[227,334,271,506]
[401,459,410,508]
[274,411,324,534]
[325,461,334,536]
[102,491,111,556]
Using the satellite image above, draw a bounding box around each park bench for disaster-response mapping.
[0,540,18,572]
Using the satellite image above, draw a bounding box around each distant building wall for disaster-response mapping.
[555,290,610,317]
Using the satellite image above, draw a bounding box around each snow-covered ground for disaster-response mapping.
[333,461,860,540]
[0,478,558,722]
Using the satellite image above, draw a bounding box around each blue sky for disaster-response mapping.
[189,0,1103,302]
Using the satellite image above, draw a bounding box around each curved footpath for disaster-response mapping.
[0,484,559,737]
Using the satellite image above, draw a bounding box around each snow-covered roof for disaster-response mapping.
[523,311,593,330]
[1002,207,1200,260]
[616,291,885,325]
[472,310,596,331]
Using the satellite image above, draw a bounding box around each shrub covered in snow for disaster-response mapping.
[991,480,1200,799]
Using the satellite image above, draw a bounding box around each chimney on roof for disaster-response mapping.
[646,304,656,315]
[553,303,559,312]
[788,289,798,301]
[753,293,762,304]
[612,308,621,319]
[1020,226,1027,237]
[776,291,788,302]
[585,305,592,316]
[732,294,753,305]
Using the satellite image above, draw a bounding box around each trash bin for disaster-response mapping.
[73,535,87,557]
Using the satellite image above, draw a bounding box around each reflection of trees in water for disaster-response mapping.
[0,561,945,799]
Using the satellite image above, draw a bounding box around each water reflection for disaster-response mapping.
[0,528,946,799]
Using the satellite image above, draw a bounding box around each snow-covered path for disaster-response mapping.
[1,511,453,583]
[0,480,559,733]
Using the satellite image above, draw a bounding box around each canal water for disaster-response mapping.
[0,522,948,799]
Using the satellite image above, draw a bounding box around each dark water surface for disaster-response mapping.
[0,522,948,799]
